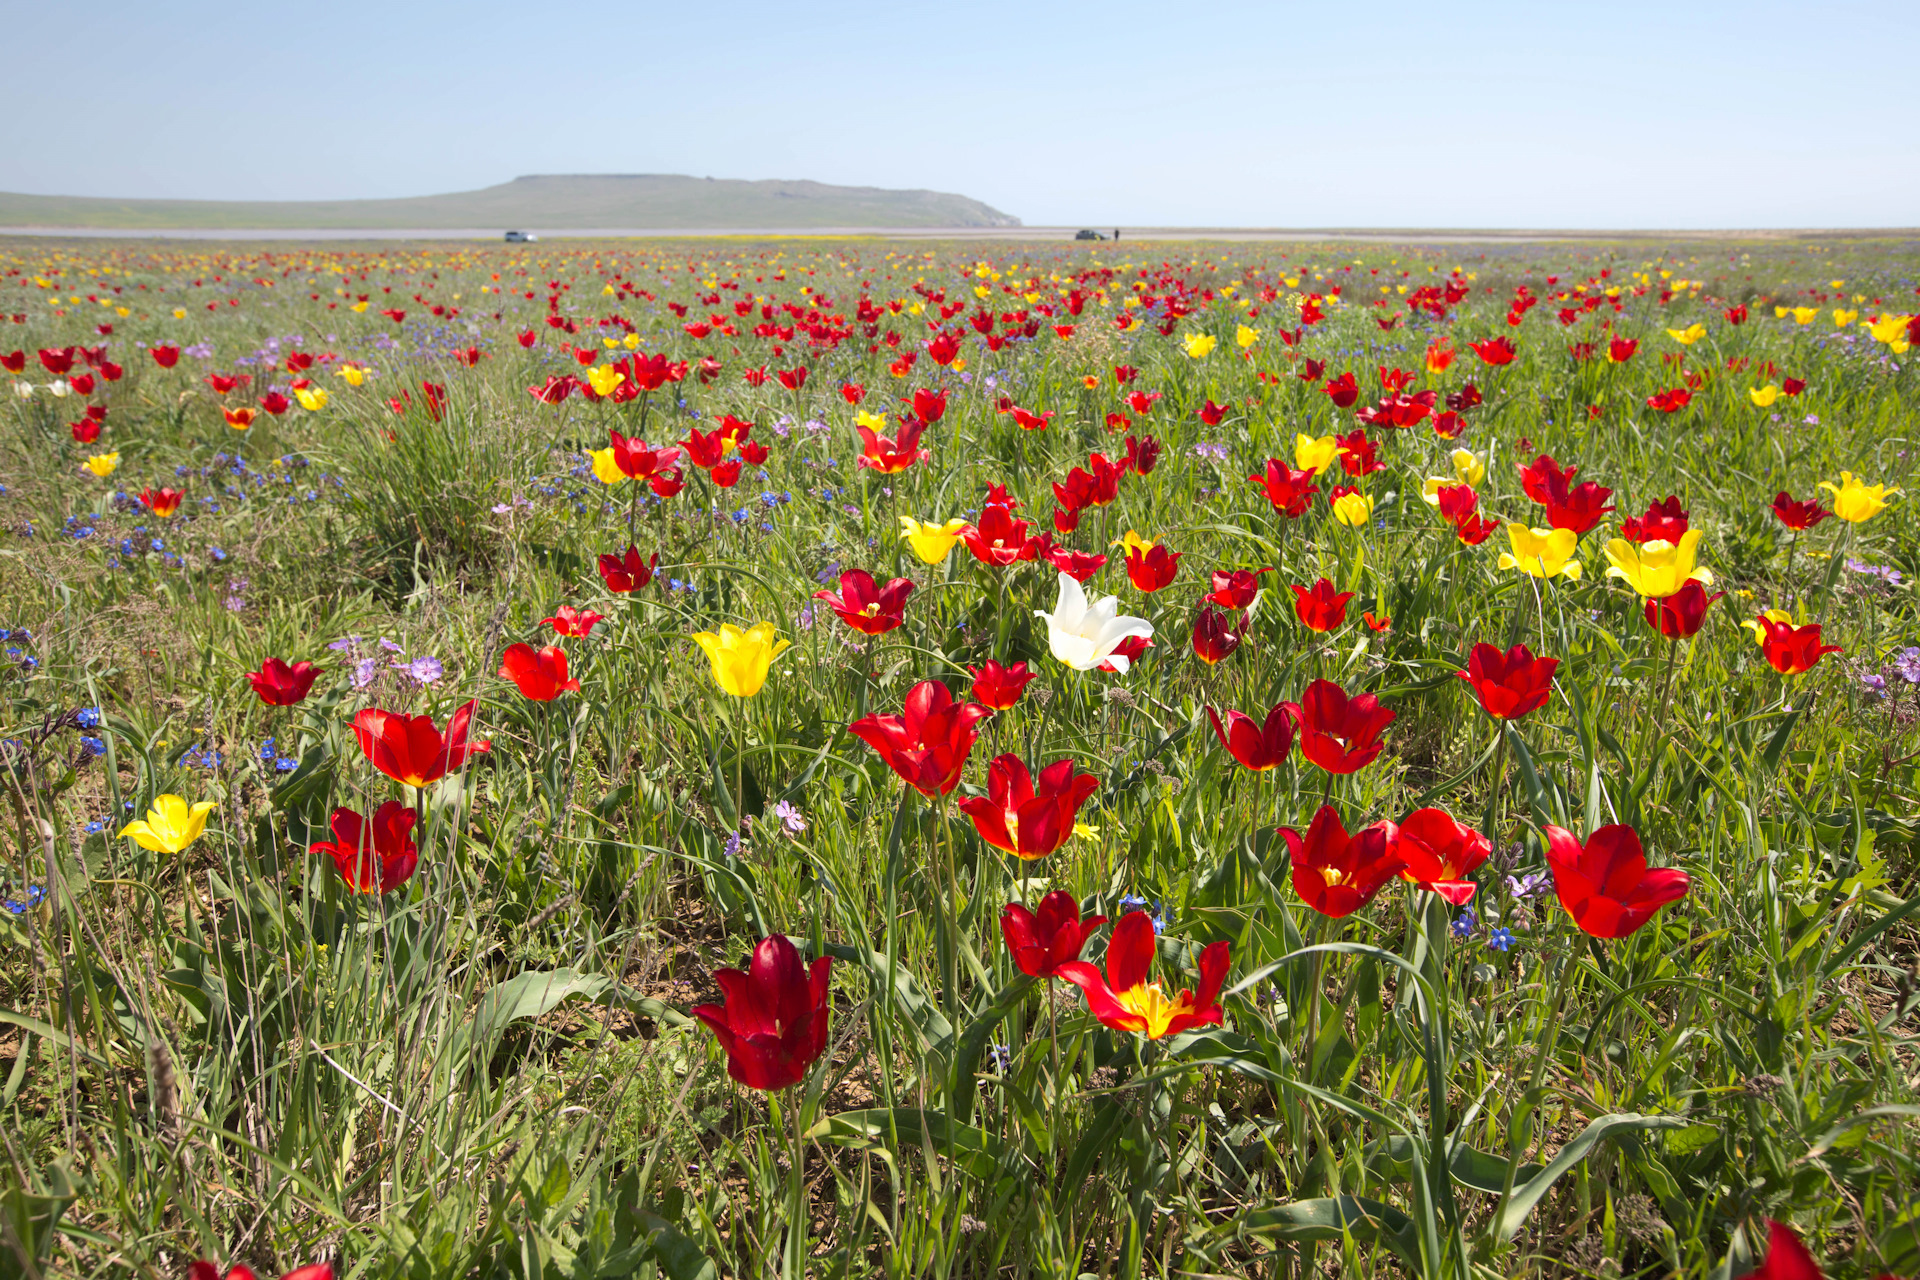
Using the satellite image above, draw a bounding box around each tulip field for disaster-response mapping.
[3,234,1920,1280]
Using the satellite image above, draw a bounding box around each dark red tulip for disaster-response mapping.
[1644,582,1723,639]
[1123,433,1161,475]
[1204,567,1272,610]
[1518,454,1576,505]
[1456,643,1558,720]
[967,659,1036,710]
[1544,823,1689,939]
[259,391,292,415]
[1290,578,1353,633]
[692,934,831,1091]
[1277,806,1402,918]
[1001,891,1105,978]
[814,568,913,636]
[1285,679,1394,775]
[1191,605,1243,665]
[1781,377,1806,396]
[1392,808,1490,905]
[246,657,322,706]
[1207,704,1293,772]
[1323,371,1359,408]
[958,754,1099,861]
[598,545,657,592]
[1770,491,1831,531]
[499,643,580,701]
[849,680,991,797]
[310,801,418,895]
[0,350,25,374]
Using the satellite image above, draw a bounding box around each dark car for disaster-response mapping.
[1074,229,1106,241]
[504,230,536,243]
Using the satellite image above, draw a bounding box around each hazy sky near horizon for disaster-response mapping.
[2,0,1912,228]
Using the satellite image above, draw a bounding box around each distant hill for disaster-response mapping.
[0,174,1022,230]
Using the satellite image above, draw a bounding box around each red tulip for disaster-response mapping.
[1123,543,1181,592]
[1191,605,1242,665]
[1618,495,1689,544]
[71,418,102,443]
[739,440,769,466]
[1204,567,1271,610]
[1206,704,1293,772]
[1276,806,1402,918]
[1392,808,1490,905]
[1456,643,1558,720]
[1644,581,1723,639]
[38,346,77,375]
[1097,634,1153,674]
[1336,429,1382,476]
[649,468,686,498]
[1284,679,1394,775]
[1544,823,1689,939]
[777,366,809,390]
[1646,388,1692,414]
[517,329,538,348]
[681,426,727,470]
[692,933,831,1091]
[1518,454,1576,505]
[1197,399,1228,426]
[958,754,1099,860]
[310,801,419,896]
[246,657,322,706]
[814,568,913,636]
[967,659,1036,710]
[499,643,580,701]
[849,680,991,797]
[1044,546,1107,581]
[710,459,742,488]
[598,545,657,592]
[963,504,1041,567]
[1323,371,1359,408]
[611,432,681,481]
[1545,480,1616,535]
[350,699,490,788]
[1290,578,1353,633]
[1606,337,1638,363]
[528,375,578,404]
[0,350,24,374]
[1123,433,1161,475]
[259,392,291,415]
[1057,912,1228,1040]
[191,1259,333,1280]
[69,373,95,396]
[1770,491,1831,531]
[139,487,184,518]
[150,344,181,369]
[1001,892,1106,978]
[856,418,925,474]
[1248,458,1320,518]
[223,407,256,430]
[1730,1219,1823,1280]
[840,382,866,404]
[1751,616,1842,675]
[542,605,604,637]
[1781,377,1806,396]
[1470,336,1516,366]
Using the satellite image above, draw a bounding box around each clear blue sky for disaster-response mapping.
[2,0,1912,228]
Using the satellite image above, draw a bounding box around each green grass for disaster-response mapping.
[0,233,1917,1280]
[0,175,1021,231]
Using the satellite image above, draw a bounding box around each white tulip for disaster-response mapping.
[1035,571,1154,673]
[47,379,70,398]
[12,381,32,399]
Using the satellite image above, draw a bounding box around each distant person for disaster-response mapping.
[1114,228,1121,242]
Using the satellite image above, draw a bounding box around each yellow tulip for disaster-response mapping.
[1773,305,1789,319]
[1818,471,1897,524]
[1832,309,1858,328]
[1113,529,1157,556]
[1741,608,1794,645]
[1449,449,1485,486]
[350,300,369,313]
[1791,307,1819,325]
[855,409,888,431]
[1332,491,1374,528]
[586,365,626,397]
[1603,529,1714,598]
[1420,476,1455,506]
[1749,385,1780,407]
[294,387,328,411]
[119,794,216,854]
[1665,323,1707,346]
[84,451,120,477]
[899,516,969,564]
[1294,433,1340,476]
[1235,324,1260,350]
[587,447,625,486]
[691,623,790,697]
[1182,332,1217,359]
[1498,525,1583,581]
[337,364,367,387]
[171,308,187,319]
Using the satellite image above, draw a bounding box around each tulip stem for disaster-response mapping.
[782,1085,807,1279]
[1492,911,1575,1238]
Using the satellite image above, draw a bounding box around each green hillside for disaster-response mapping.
[0,174,1022,230]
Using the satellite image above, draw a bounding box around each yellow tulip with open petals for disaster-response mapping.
[1665,323,1706,346]
[1604,529,1714,598]
[899,516,969,564]
[691,623,790,698]
[1791,307,1819,325]
[1113,529,1157,556]
[84,452,120,478]
[1449,449,1485,485]
[1332,491,1374,528]
[855,409,888,431]
[1294,433,1340,476]
[1750,385,1780,407]
[588,447,624,486]
[1182,332,1217,359]
[294,387,328,411]
[338,364,368,387]
[119,794,217,854]
[1819,472,1898,523]
[1498,525,1582,580]
[586,365,626,397]
[1235,324,1260,350]
[1832,309,1858,328]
